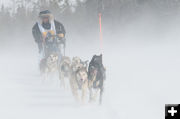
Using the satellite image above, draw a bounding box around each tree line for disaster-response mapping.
[0,0,180,38]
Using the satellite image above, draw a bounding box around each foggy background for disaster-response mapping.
[0,0,180,119]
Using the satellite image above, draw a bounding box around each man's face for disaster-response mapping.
[42,16,50,24]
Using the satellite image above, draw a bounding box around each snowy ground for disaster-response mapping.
[1,19,180,119]
[0,38,120,119]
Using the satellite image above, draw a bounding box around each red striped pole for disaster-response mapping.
[99,13,103,53]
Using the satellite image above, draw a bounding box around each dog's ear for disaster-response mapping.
[91,55,96,62]
[100,54,103,63]
[72,57,76,62]
[93,55,96,59]
[84,60,89,67]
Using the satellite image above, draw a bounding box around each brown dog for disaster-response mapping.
[59,56,71,89]
[70,57,89,103]
[40,53,59,79]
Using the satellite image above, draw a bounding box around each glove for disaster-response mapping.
[58,33,64,38]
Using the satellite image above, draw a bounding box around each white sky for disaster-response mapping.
[0,0,11,7]
[0,0,86,8]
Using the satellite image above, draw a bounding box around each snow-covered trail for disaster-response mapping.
[1,30,180,119]
[0,40,119,119]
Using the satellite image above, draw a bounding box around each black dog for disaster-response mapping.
[88,54,106,104]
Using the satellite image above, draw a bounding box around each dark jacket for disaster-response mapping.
[32,20,66,44]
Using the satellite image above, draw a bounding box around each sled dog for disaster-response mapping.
[59,56,71,89]
[70,57,89,103]
[88,54,106,104]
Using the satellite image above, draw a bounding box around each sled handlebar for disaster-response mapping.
[44,34,66,45]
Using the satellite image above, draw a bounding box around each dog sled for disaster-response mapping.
[39,32,66,77]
